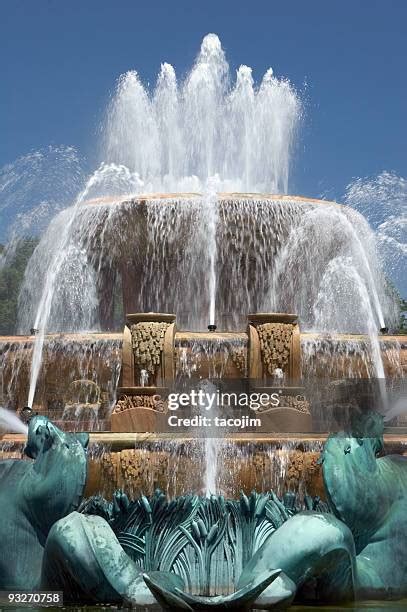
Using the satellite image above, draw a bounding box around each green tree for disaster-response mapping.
[0,239,38,335]
[399,297,407,334]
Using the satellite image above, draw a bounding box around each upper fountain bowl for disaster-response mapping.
[18,192,391,336]
[74,193,383,334]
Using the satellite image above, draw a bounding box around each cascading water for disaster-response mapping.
[20,193,396,341]
[0,339,30,408]
[301,335,398,379]
[267,202,393,408]
[0,334,122,429]
[269,204,388,331]
[313,260,386,390]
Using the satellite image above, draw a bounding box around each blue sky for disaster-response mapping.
[0,0,406,200]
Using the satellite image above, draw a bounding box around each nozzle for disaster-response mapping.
[208,324,217,332]
[30,328,39,335]
[21,406,35,423]
[380,327,388,334]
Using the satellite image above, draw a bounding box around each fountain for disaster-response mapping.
[0,33,406,608]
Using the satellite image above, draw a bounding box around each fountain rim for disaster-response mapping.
[81,192,347,209]
[1,431,406,452]
[0,331,404,343]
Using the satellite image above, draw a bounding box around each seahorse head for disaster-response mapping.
[321,411,385,547]
[23,415,89,538]
[24,415,88,458]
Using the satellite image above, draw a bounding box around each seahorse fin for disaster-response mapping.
[143,568,282,610]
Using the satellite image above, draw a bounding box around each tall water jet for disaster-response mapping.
[25,174,122,408]
[102,33,301,193]
[199,380,219,497]
[202,183,219,327]
[27,201,83,408]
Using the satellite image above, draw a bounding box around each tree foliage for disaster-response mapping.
[0,239,38,335]
[399,297,407,334]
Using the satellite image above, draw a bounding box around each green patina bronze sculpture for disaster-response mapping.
[1,412,406,608]
[322,411,407,600]
[43,489,318,608]
[0,415,88,590]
